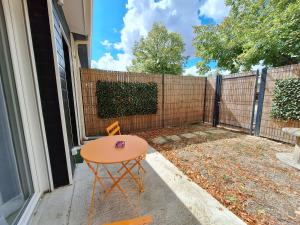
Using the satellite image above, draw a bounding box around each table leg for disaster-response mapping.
[118,158,145,174]
[117,160,130,173]
[84,156,146,224]
[86,161,106,191]
[103,164,140,212]
[103,162,137,196]
[87,164,98,225]
[136,158,145,173]
[105,167,128,199]
[121,162,144,192]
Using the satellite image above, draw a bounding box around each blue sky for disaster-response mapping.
[92,0,126,61]
[91,0,230,75]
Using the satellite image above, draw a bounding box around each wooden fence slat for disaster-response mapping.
[80,65,300,144]
[81,69,206,135]
[259,64,300,143]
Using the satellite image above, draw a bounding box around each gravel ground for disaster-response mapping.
[134,124,300,225]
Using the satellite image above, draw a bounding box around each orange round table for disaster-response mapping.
[81,135,148,225]
[81,135,148,164]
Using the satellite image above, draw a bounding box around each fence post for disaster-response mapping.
[202,77,207,123]
[162,74,165,128]
[213,74,222,127]
[254,68,267,136]
[250,70,259,134]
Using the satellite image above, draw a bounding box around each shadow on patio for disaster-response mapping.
[29,148,245,225]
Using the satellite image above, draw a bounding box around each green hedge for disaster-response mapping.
[270,78,300,120]
[96,81,158,119]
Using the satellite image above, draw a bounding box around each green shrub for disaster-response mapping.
[96,81,158,119]
[270,78,300,120]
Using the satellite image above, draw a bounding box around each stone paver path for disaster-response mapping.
[193,131,208,136]
[165,135,181,141]
[152,137,168,144]
[180,133,197,139]
[150,129,228,145]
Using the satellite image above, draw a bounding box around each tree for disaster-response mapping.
[128,23,186,75]
[193,0,300,74]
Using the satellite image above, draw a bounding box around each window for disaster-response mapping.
[0,3,34,224]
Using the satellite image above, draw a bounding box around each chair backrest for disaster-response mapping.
[103,215,152,225]
[106,121,121,136]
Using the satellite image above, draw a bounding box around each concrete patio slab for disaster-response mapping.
[165,135,181,141]
[276,153,300,170]
[29,185,73,225]
[180,133,197,139]
[152,137,168,144]
[29,148,246,225]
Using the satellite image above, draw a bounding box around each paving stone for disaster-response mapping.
[180,133,197,139]
[206,129,228,134]
[193,131,209,136]
[152,137,168,144]
[165,135,182,142]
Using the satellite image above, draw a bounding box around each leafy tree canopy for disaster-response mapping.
[128,23,186,75]
[193,0,300,74]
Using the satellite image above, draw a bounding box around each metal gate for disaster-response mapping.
[212,72,259,133]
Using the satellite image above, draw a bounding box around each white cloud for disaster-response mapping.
[183,66,231,76]
[183,66,199,76]
[118,0,202,56]
[113,42,123,50]
[205,68,230,76]
[100,40,113,48]
[93,0,230,72]
[199,0,230,22]
[91,53,132,71]
[251,60,265,72]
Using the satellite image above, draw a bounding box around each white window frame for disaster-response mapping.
[1,0,53,224]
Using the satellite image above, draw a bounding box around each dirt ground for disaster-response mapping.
[133,124,300,225]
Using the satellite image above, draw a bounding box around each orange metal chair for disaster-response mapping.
[106,121,146,174]
[103,215,152,225]
[106,121,122,136]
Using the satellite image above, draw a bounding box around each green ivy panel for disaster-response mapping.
[270,78,300,121]
[96,81,158,119]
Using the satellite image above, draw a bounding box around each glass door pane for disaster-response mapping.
[0,78,25,224]
[0,3,34,224]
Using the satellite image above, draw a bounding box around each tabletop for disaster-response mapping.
[80,135,149,164]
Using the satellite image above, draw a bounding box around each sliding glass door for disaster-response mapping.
[0,2,34,224]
